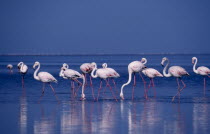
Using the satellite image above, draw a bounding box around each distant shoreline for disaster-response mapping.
[0,53,210,56]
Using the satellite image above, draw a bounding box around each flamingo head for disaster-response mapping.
[140,58,147,65]
[91,62,97,69]
[120,93,124,100]
[17,62,23,68]
[63,63,69,69]
[80,94,86,100]
[161,57,167,67]
[33,61,40,69]
[192,57,196,64]
[102,63,107,68]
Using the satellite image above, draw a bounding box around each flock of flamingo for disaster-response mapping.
[6,57,210,103]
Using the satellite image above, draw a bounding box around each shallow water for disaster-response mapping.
[0,54,210,134]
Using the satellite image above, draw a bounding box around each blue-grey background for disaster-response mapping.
[1,0,210,54]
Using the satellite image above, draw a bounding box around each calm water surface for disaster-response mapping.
[0,54,210,134]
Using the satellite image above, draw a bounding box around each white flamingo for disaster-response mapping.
[59,63,87,100]
[140,58,163,97]
[17,62,28,87]
[161,57,189,102]
[7,64,13,74]
[91,62,118,101]
[102,63,120,87]
[80,63,94,86]
[33,61,60,103]
[192,57,210,94]
[120,60,147,100]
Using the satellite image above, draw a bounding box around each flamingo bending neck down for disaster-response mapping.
[120,60,147,100]
[7,64,13,74]
[161,57,189,102]
[91,62,118,101]
[141,58,163,98]
[17,62,28,87]
[33,61,60,103]
[192,57,210,95]
[59,63,87,100]
[80,63,94,86]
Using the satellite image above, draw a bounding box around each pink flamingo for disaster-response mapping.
[17,62,28,87]
[59,63,87,100]
[7,64,13,74]
[91,62,118,101]
[102,63,120,87]
[120,60,147,100]
[161,57,189,102]
[192,57,210,94]
[80,63,94,86]
[33,61,60,103]
[140,58,163,98]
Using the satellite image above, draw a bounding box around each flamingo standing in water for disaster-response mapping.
[140,58,163,98]
[59,63,87,100]
[80,63,94,86]
[161,57,189,102]
[102,63,120,87]
[33,61,60,103]
[17,62,28,87]
[192,57,210,94]
[91,62,118,101]
[120,60,147,100]
[7,64,13,74]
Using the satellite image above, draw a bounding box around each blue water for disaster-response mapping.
[0,54,210,134]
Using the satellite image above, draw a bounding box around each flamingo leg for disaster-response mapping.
[112,78,119,95]
[204,77,206,96]
[97,80,103,101]
[132,85,135,100]
[91,85,95,100]
[133,73,136,86]
[145,79,152,99]
[49,83,60,103]
[74,79,82,98]
[38,83,45,103]
[105,80,118,102]
[84,73,88,86]
[172,78,180,102]
[139,72,147,98]
[151,78,156,97]
[22,75,25,88]
[172,78,186,102]
[89,75,93,87]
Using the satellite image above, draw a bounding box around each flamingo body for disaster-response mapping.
[80,63,93,73]
[142,68,163,78]
[168,66,189,77]
[37,72,57,83]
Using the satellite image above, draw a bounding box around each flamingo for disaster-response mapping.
[80,63,94,86]
[120,60,147,100]
[161,57,189,102]
[17,62,28,87]
[140,58,163,97]
[59,63,87,100]
[33,61,60,103]
[192,57,210,94]
[102,63,120,87]
[7,64,13,74]
[91,62,118,101]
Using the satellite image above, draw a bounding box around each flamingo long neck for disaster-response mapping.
[59,70,64,77]
[20,63,24,72]
[120,68,133,95]
[81,74,85,95]
[163,60,171,77]
[143,59,147,64]
[193,58,198,74]
[91,67,97,78]
[34,64,40,81]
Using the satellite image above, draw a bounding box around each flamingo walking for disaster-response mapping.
[7,64,13,74]
[80,63,94,86]
[33,61,60,103]
[59,63,87,100]
[140,58,163,97]
[161,57,189,102]
[91,62,118,101]
[192,57,210,94]
[17,62,28,87]
[120,60,147,100]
